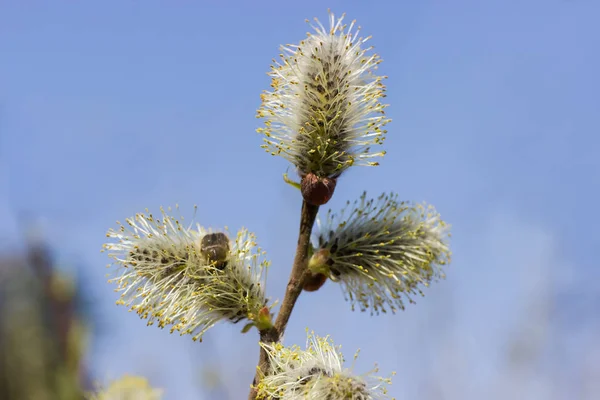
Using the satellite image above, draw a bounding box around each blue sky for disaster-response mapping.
[1,1,599,399]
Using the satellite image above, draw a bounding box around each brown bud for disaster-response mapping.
[300,172,337,206]
[302,271,328,292]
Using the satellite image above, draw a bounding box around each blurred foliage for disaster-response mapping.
[86,375,163,400]
[0,242,91,400]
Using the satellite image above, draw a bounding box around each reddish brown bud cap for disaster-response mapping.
[302,272,328,292]
[300,172,337,206]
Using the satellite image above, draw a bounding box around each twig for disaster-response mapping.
[247,200,319,399]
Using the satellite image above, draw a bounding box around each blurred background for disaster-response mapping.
[1,0,598,399]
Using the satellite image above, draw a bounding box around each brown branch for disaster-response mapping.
[247,200,319,400]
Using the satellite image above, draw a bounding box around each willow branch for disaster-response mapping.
[247,200,319,400]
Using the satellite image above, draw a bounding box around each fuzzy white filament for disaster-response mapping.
[257,330,394,399]
[102,206,270,342]
[257,10,390,178]
[312,192,451,314]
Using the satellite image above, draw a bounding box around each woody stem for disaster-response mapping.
[247,200,319,399]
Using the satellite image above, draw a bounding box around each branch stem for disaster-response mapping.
[247,200,319,399]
